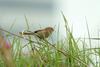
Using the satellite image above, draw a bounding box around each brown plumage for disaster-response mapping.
[19,27,54,39]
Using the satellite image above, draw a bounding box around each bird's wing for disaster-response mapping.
[34,30,43,33]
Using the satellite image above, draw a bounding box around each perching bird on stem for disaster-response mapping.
[19,27,54,39]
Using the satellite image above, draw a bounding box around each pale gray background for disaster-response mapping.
[0,0,100,42]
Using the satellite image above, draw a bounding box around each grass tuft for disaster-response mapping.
[0,13,100,67]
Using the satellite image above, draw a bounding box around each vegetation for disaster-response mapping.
[0,12,100,67]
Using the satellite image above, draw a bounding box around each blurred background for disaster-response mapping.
[0,0,57,32]
[0,0,65,41]
[59,0,100,38]
[59,0,100,47]
[0,0,100,44]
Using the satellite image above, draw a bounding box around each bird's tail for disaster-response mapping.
[19,31,35,35]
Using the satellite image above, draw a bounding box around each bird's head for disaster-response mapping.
[45,27,54,33]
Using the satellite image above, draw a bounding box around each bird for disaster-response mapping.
[19,27,54,39]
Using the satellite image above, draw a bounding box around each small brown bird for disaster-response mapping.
[19,27,54,39]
